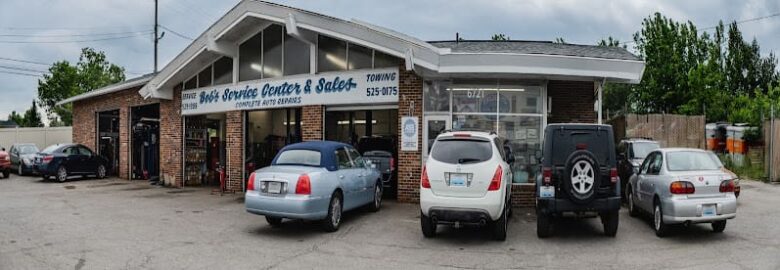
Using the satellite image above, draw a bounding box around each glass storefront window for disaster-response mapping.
[284,35,310,76]
[452,114,495,131]
[499,86,542,114]
[374,50,401,68]
[451,88,498,113]
[348,43,373,70]
[245,108,302,180]
[239,32,262,82]
[317,35,347,72]
[197,66,212,88]
[213,57,233,85]
[498,115,542,183]
[424,81,449,112]
[184,76,197,90]
[263,25,284,79]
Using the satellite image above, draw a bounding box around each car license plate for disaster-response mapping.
[540,186,555,198]
[449,173,468,187]
[702,205,716,217]
[267,182,282,194]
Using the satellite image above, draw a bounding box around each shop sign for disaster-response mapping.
[401,116,419,151]
[181,68,399,115]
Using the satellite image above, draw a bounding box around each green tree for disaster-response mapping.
[491,33,510,41]
[38,47,125,125]
[597,37,632,117]
[22,101,43,127]
[553,37,566,44]
[8,111,24,126]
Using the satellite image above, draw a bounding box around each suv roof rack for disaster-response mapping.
[441,129,497,135]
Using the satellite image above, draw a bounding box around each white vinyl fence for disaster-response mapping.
[0,127,72,151]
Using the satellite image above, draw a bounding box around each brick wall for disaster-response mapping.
[547,80,597,124]
[511,184,535,207]
[396,66,423,203]
[72,85,157,179]
[302,105,323,141]
[225,110,244,192]
[159,86,183,187]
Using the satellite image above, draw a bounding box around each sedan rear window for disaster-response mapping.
[41,145,60,154]
[430,138,492,164]
[666,151,720,171]
[274,150,322,167]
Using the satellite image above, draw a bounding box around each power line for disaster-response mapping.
[0,65,48,74]
[0,56,50,66]
[0,32,151,44]
[160,25,194,40]
[1,25,153,31]
[0,30,153,38]
[0,70,42,77]
[620,11,780,45]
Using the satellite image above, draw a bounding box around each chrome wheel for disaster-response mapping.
[654,205,661,231]
[57,167,68,182]
[18,164,23,175]
[331,197,342,228]
[374,185,382,208]
[628,193,635,213]
[97,165,106,179]
[570,160,595,194]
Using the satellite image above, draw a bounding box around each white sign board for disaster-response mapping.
[181,68,399,115]
[401,116,419,151]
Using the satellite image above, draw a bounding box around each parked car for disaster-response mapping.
[536,124,621,238]
[626,148,737,237]
[617,138,660,201]
[33,144,109,182]
[0,145,10,179]
[356,135,397,196]
[420,130,513,241]
[245,141,383,232]
[9,143,39,176]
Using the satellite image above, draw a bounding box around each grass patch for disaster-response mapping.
[719,154,767,182]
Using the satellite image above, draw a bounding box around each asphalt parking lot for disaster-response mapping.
[1,174,779,270]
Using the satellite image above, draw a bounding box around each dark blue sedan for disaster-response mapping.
[33,144,109,182]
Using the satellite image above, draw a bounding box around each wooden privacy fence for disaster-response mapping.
[764,120,780,182]
[609,114,705,148]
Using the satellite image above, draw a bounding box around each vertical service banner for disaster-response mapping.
[181,68,399,115]
[401,116,419,151]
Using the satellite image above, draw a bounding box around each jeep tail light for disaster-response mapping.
[670,181,695,194]
[390,157,395,172]
[247,172,256,191]
[576,143,587,150]
[42,155,53,164]
[542,167,552,185]
[488,165,503,191]
[609,168,619,184]
[421,166,430,189]
[296,174,311,195]
[719,180,735,193]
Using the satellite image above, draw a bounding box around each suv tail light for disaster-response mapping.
[421,166,430,189]
[542,167,552,185]
[670,181,695,194]
[296,174,311,195]
[247,172,256,191]
[488,165,503,191]
[42,155,53,164]
[719,180,735,193]
[609,168,619,184]
[390,157,395,172]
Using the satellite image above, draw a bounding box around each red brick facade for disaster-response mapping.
[396,67,423,203]
[547,80,597,124]
[225,111,244,192]
[159,87,183,187]
[301,105,323,141]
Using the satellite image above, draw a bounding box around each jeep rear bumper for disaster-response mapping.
[536,196,620,215]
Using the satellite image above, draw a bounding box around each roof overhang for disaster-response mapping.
[140,0,645,100]
[57,74,153,105]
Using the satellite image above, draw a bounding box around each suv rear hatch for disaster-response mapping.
[426,135,496,198]
[546,125,616,195]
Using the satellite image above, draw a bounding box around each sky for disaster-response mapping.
[0,0,778,125]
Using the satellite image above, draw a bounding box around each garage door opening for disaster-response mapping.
[131,104,160,182]
[325,108,399,199]
[97,110,119,176]
[184,113,227,187]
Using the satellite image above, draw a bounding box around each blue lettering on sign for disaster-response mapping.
[222,85,258,102]
[261,82,301,98]
[316,77,357,93]
[199,90,220,104]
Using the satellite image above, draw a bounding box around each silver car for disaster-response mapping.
[627,148,737,237]
[245,141,382,232]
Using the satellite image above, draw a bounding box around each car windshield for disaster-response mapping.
[273,149,322,167]
[18,145,39,154]
[430,138,492,164]
[41,145,60,154]
[666,151,721,171]
[631,142,660,159]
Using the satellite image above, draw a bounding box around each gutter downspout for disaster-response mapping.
[598,77,606,125]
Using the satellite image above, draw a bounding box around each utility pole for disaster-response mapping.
[154,0,159,73]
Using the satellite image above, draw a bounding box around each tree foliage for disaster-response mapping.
[37,47,125,126]
[7,101,44,127]
[491,33,510,41]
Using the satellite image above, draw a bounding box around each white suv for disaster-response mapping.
[420,131,513,241]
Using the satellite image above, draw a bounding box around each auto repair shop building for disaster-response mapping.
[58,0,645,206]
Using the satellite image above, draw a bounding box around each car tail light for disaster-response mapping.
[390,157,395,172]
[719,180,735,193]
[247,172,256,191]
[42,155,53,164]
[576,143,587,150]
[609,168,619,184]
[453,133,471,137]
[421,165,430,189]
[296,174,311,195]
[542,167,552,185]
[670,181,695,194]
[488,165,503,191]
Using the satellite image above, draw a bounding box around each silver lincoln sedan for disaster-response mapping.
[626,148,737,237]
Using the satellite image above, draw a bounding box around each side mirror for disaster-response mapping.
[633,167,640,175]
[506,155,516,164]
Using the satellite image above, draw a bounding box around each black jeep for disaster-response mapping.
[536,124,620,238]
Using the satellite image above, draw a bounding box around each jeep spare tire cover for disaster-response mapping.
[563,150,601,204]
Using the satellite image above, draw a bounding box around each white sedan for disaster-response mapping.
[626,148,737,237]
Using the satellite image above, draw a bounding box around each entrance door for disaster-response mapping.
[423,115,450,162]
